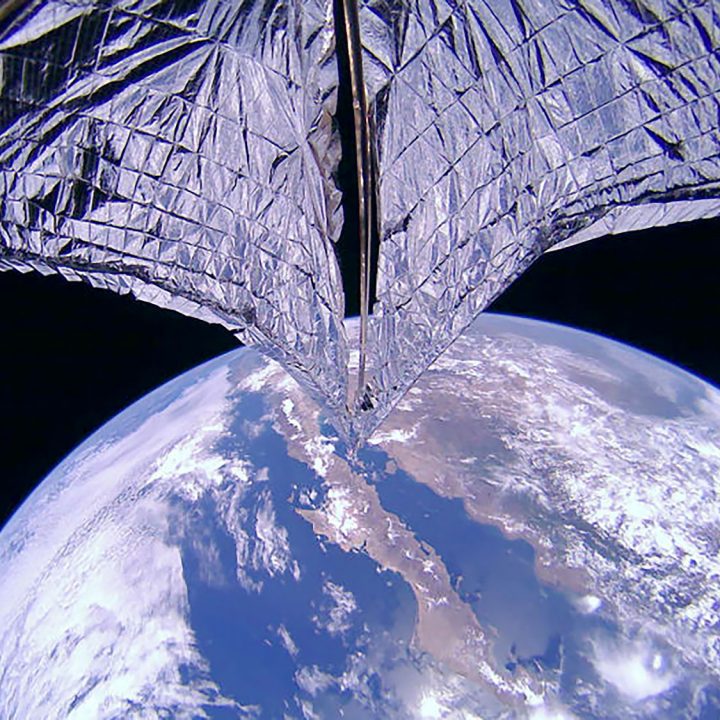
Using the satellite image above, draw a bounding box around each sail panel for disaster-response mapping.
[0,0,349,415]
[356,0,720,437]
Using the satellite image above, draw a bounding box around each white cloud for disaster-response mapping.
[323,486,359,538]
[295,665,335,696]
[228,485,301,593]
[592,637,676,702]
[1,364,233,622]
[529,701,578,719]
[253,490,298,579]
[318,580,357,636]
[0,364,260,718]
[571,594,602,614]
[277,624,299,657]
[418,692,444,717]
[368,426,417,445]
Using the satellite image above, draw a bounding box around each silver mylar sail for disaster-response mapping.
[1,0,719,442]
[355,0,720,438]
[0,0,349,420]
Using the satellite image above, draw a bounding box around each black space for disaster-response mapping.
[0,272,238,525]
[491,216,720,386]
[332,0,382,315]
[332,0,362,317]
[1,215,718,528]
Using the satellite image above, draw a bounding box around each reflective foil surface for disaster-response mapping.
[1,0,719,441]
[357,0,720,437]
[0,0,349,417]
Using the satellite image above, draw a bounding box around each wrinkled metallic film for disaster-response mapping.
[357,0,720,438]
[0,0,349,417]
[2,0,720,441]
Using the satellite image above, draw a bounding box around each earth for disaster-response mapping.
[1,313,719,719]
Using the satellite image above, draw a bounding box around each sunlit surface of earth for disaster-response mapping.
[1,314,720,719]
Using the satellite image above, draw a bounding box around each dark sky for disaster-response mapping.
[1,215,718,528]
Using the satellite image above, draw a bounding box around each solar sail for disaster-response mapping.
[355,0,720,438]
[0,0,349,418]
[2,0,719,442]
